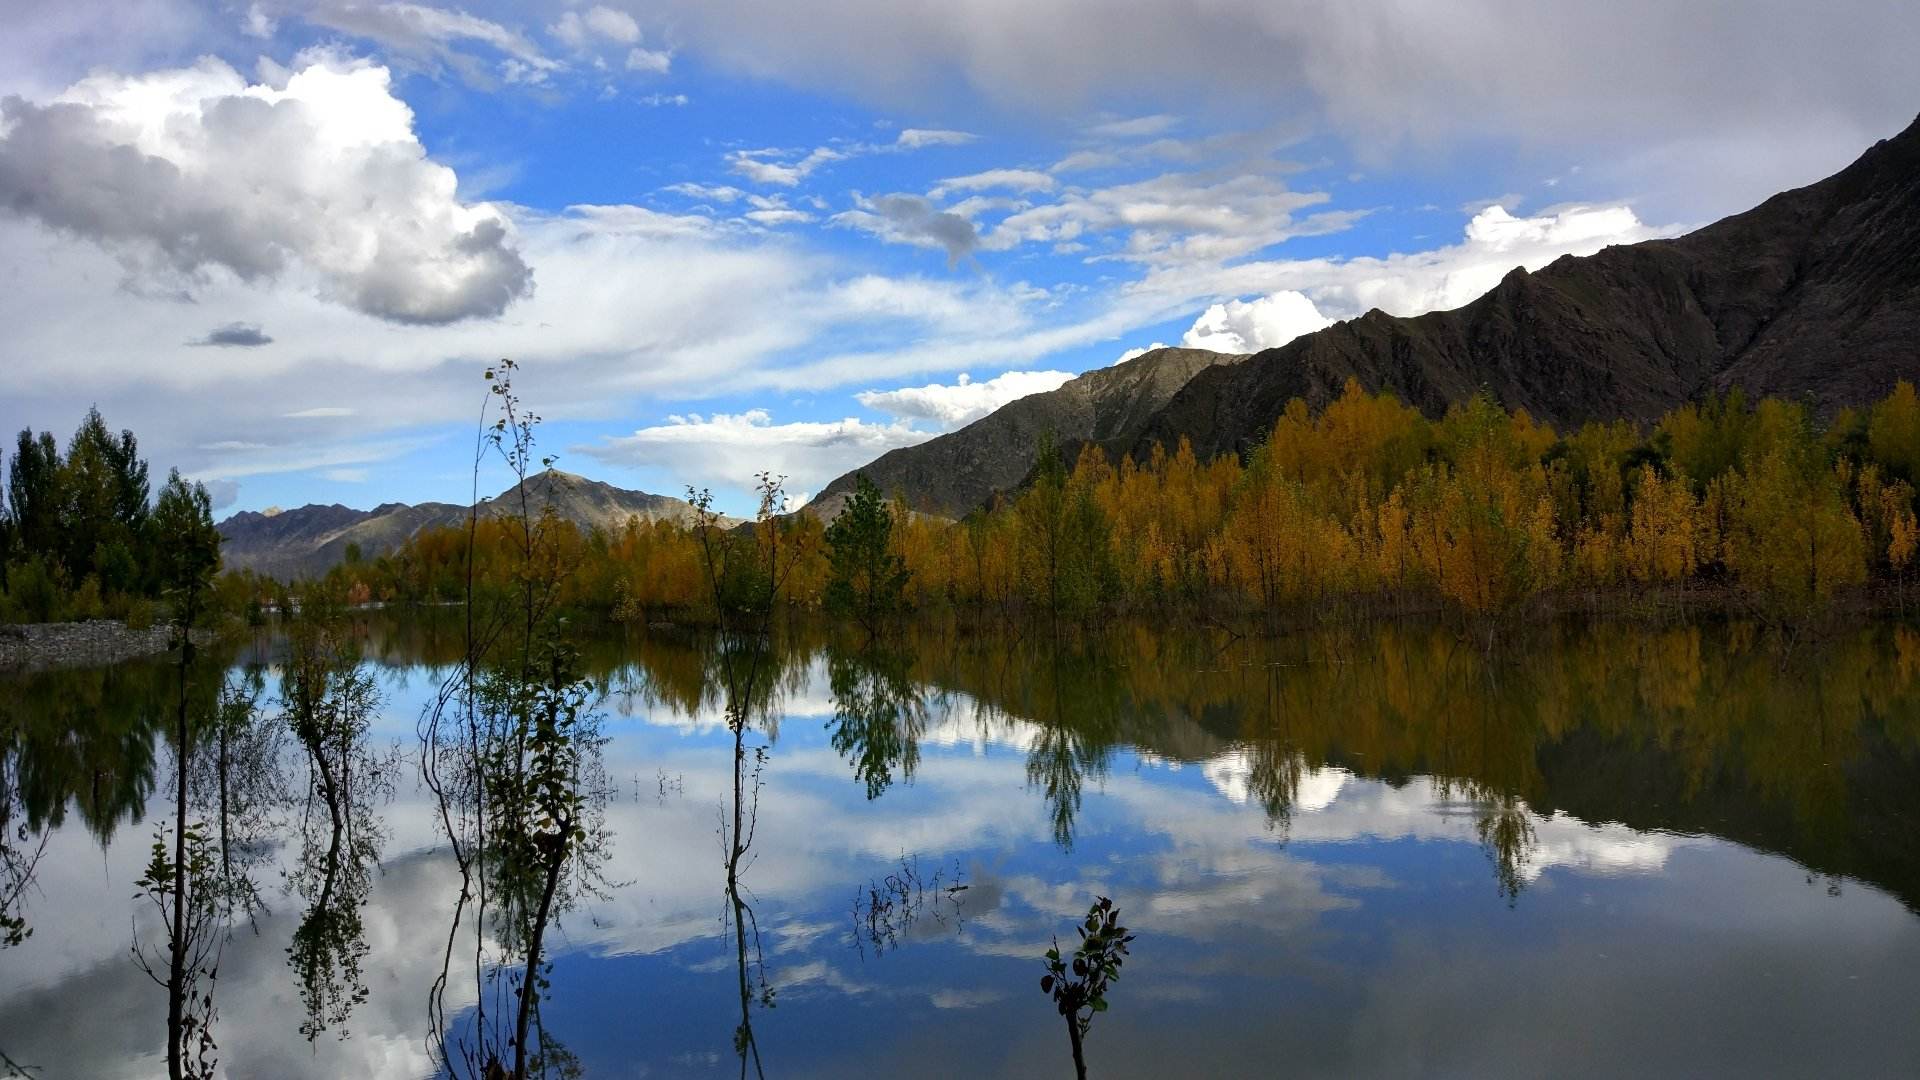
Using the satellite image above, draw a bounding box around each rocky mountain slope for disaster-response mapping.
[1142,112,1920,460]
[808,346,1245,519]
[218,471,704,577]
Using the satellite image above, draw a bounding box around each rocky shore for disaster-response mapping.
[0,620,201,672]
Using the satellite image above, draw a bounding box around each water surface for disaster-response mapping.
[3,619,1919,1077]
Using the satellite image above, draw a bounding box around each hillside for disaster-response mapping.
[809,115,1920,518]
[218,471,707,578]
[1141,112,1920,459]
[808,346,1245,519]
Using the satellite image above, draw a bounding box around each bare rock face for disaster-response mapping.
[808,347,1247,520]
[1140,113,1920,460]
[216,471,706,578]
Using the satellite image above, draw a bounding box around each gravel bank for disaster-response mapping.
[0,620,199,672]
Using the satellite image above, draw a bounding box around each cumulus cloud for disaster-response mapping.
[586,409,929,495]
[1115,342,1168,363]
[0,55,532,324]
[856,369,1075,428]
[1318,203,1667,317]
[1180,290,1331,353]
[190,321,274,347]
[833,194,979,264]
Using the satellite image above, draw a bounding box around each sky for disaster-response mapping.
[2,2,1917,516]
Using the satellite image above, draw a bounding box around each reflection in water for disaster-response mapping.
[849,854,969,959]
[1,617,1919,1075]
[281,627,394,1040]
[826,643,928,800]
[424,633,613,1079]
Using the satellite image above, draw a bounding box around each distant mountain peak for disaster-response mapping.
[216,470,708,578]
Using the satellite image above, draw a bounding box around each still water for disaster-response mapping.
[3,618,1919,1078]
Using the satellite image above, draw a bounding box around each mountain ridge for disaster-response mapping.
[218,471,711,578]
[807,346,1246,520]
[1140,112,1920,460]
[813,113,1920,516]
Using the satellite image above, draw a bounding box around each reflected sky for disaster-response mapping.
[3,619,1919,1077]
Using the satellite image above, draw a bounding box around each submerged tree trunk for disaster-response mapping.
[512,847,564,1080]
[166,591,196,1080]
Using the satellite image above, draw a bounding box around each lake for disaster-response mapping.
[3,617,1919,1078]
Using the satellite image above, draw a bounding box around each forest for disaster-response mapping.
[275,380,1920,627]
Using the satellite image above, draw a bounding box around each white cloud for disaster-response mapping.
[1318,203,1668,317]
[550,6,641,48]
[856,369,1075,428]
[1180,290,1331,353]
[586,409,930,494]
[1087,114,1179,138]
[894,127,976,149]
[661,181,744,203]
[981,170,1352,268]
[928,168,1057,198]
[727,145,845,186]
[625,46,672,74]
[1115,342,1167,363]
[0,55,531,323]
[241,2,276,38]
[301,1,562,87]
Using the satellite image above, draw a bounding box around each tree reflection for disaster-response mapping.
[422,365,615,1080]
[1472,791,1539,905]
[826,643,927,800]
[280,625,393,1040]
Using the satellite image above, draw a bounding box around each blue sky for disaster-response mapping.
[3,2,1917,516]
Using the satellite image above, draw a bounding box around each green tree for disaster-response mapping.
[149,471,221,623]
[59,408,149,589]
[8,430,61,561]
[824,474,909,633]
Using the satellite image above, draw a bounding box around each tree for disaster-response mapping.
[824,474,909,633]
[1039,897,1136,1080]
[8,430,61,562]
[150,471,221,617]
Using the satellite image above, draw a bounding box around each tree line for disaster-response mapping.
[2,409,222,625]
[298,380,1920,626]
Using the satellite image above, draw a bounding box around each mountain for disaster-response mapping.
[1143,113,1920,460]
[218,471,705,578]
[812,114,1920,518]
[807,346,1246,519]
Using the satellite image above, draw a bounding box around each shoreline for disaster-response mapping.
[0,620,209,672]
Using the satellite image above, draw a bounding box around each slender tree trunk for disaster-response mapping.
[166,589,195,1080]
[1064,1015,1086,1080]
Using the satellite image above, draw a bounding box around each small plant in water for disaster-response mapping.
[1039,896,1135,1080]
